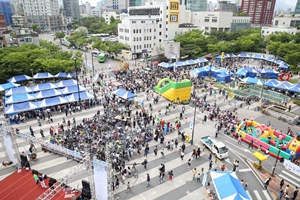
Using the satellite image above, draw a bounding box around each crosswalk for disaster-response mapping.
[278,168,300,190]
[0,82,274,199]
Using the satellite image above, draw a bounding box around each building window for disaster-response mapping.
[139,45,141,49]
[119,28,123,32]
[154,28,156,32]
[159,32,162,35]
[154,36,156,39]
[144,44,146,48]
[166,28,168,31]
[159,39,161,42]
[120,36,124,39]
[133,29,135,33]
[149,29,152,32]
[275,20,278,25]
[212,18,217,22]
[205,27,209,30]
[139,29,141,33]
[24,37,33,43]
[166,35,167,38]
[205,18,209,22]
[132,21,136,23]
[144,36,146,40]
[159,24,162,28]
[141,21,145,23]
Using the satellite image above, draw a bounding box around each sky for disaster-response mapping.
[86,0,297,9]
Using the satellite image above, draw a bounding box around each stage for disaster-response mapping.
[0,169,81,200]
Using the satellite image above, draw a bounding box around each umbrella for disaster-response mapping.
[153,61,159,65]
[33,72,54,79]
[0,82,20,91]
[7,75,32,83]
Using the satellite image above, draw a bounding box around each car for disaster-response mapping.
[92,51,100,57]
[140,59,148,62]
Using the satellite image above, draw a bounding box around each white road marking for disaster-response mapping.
[262,190,272,200]
[238,168,252,172]
[246,191,253,200]
[253,190,262,200]
[279,171,299,187]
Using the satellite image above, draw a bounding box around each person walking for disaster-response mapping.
[159,172,165,184]
[196,173,201,182]
[292,187,298,200]
[238,135,242,144]
[248,140,254,149]
[187,158,192,170]
[142,158,148,169]
[175,139,178,148]
[146,173,150,188]
[40,129,45,138]
[168,171,173,180]
[182,143,186,153]
[284,185,290,194]
[279,179,285,189]
[192,168,197,180]
[154,146,158,156]
[180,151,185,160]
[279,189,284,200]
[33,173,39,185]
[264,177,271,189]
[209,161,213,170]
[126,182,132,193]
[208,153,212,161]
[215,129,219,138]
[38,174,47,188]
[29,126,35,137]
[161,147,164,158]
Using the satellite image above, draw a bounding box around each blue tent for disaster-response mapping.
[5,102,39,114]
[238,68,258,78]
[7,75,32,83]
[35,89,62,99]
[65,91,94,102]
[241,77,264,85]
[252,54,263,59]
[32,83,58,92]
[38,96,68,108]
[158,62,174,68]
[264,79,280,88]
[235,69,247,77]
[216,73,231,83]
[60,85,86,94]
[184,60,197,66]
[55,72,76,78]
[212,68,231,77]
[194,67,209,77]
[5,86,32,96]
[275,81,294,90]
[226,53,237,58]
[195,57,208,63]
[264,56,275,62]
[56,79,78,88]
[0,82,20,91]
[112,88,137,99]
[5,93,36,104]
[33,72,54,79]
[211,171,250,200]
[288,84,300,93]
[238,53,250,58]
[158,62,168,67]
[259,68,279,79]
[175,61,185,67]
[278,63,289,69]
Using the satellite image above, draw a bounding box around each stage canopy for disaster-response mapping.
[5,86,32,96]
[5,102,39,114]
[7,75,32,83]
[33,72,54,79]
[56,79,78,88]
[5,93,36,104]
[0,82,20,91]
[211,171,250,200]
[32,83,57,92]
[264,79,280,88]
[241,77,264,85]
[113,89,137,99]
[55,72,76,78]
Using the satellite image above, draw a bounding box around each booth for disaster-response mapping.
[253,152,267,169]
[216,73,231,83]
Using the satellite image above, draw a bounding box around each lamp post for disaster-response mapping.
[91,52,94,77]
[272,146,282,176]
[30,69,34,83]
[191,87,197,146]
[231,43,235,69]
[209,62,212,78]
[73,57,82,111]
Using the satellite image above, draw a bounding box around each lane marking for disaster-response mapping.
[253,190,262,200]
[279,173,299,187]
[246,191,253,200]
[238,168,252,172]
[262,190,272,200]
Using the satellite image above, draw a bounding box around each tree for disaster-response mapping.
[110,16,116,24]
[55,31,65,51]
[75,27,89,36]
[31,24,40,33]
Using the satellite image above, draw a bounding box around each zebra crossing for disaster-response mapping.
[0,84,267,199]
[278,168,300,190]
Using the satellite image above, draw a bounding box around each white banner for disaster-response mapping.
[283,159,300,175]
[93,158,108,200]
[4,135,19,165]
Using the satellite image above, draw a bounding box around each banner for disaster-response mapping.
[283,159,300,175]
[93,158,108,200]
[4,135,18,165]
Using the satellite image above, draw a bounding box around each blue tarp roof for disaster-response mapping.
[211,171,250,200]
[65,91,94,102]
[5,93,36,104]
[264,79,280,88]
[56,79,78,87]
[112,88,137,99]
[0,82,20,91]
[276,81,294,90]
[5,86,32,96]
[60,85,86,94]
[55,72,76,78]
[33,72,54,79]
[241,77,264,85]
[32,83,57,92]
[7,75,32,83]
[288,84,300,93]
[5,102,39,114]
[35,89,62,99]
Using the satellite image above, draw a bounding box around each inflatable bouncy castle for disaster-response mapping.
[235,120,300,160]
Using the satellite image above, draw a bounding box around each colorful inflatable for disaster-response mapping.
[154,78,192,103]
[235,120,300,160]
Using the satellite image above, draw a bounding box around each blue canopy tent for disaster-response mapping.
[259,68,279,79]
[5,102,39,114]
[275,81,294,90]
[34,89,62,99]
[212,68,230,77]
[159,62,175,68]
[288,84,300,94]
[32,83,57,92]
[56,79,78,88]
[264,56,275,62]
[252,54,264,59]
[5,93,36,104]
[196,68,210,77]
[241,77,264,85]
[33,72,54,79]
[278,63,289,69]
[38,96,68,108]
[195,57,208,63]
[65,91,94,102]
[216,73,231,83]
[235,69,247,77]
[7,75,32,83]
[184,60,197,66]
[203,65,218,71]
[5,86,32,96]
[60,85,86,95]
[274,59,285,65]
[243,68,258,78]
[0,82,20,91]
[211,171,250,200]
[112,88,137,99]
[264,79,280,88]
[55,72,76,79]
[225,53,237,58]
[175,61,185,67]
[238,53,250,58]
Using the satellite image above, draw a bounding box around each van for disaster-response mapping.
[92,51,100,57]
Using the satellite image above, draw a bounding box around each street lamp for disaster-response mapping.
[209,62,212,78]
[73,57,82,111]
[272,146,282,176]
[231,43,235,68]
[191,85,197,146]
[91,52,95,77]
[30,69,34,83]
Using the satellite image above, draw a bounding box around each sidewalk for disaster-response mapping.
[248,160,300,200]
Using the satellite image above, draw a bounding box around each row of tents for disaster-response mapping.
[241,78,300,93]
[5,91,94,114]
[158,57,208,68]
[7,72,75,83]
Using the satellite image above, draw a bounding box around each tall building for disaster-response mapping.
[219,1,239,13]
[105,0,128,11]
[295,0,300,14]
[63,0,80,22]
[85,2,91,15]
[185,0,207,11]
[241,0,275,25]
[129,0,142,7]
[0,0,13,25]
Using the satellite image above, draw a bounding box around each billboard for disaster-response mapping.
[168,0,180,24]
[164,42,180,60]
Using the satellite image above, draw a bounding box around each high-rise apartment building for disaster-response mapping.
[85,2,91,15]
[241,0,275,25]
[0,0,13,25]
[185,0,207,11]
[295,0,300,14]
[63,0,80,22]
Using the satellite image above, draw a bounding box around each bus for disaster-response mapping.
[98,53,107,63]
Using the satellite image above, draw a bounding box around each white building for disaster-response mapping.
[102,11,120,24]
[85,2,91,16]
[91,7,101,17]
[261,26,297,36]
[11,15,25,27]
[273,16,300,27]
[118,0,186,56]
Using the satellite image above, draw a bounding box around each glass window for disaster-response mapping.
[205,18,209,22]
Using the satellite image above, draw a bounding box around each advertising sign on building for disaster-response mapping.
[164,42,180,60]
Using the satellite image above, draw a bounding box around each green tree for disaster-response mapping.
[31,24,40,33]
[110,16,116,24]
[75,27,89,36]
[55,31,65,51]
